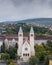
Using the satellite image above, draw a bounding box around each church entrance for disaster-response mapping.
[21,40,31,62]
[23,53,30,61]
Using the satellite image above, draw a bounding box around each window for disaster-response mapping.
[19,34,22,36]
[25,47,28,51]
[23,53,29,56]
[23,54,25,56]
[28,54,29,56]
[31,34,33,36]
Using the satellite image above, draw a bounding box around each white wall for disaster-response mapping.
[0,41,3,47]
[35,40,47,45]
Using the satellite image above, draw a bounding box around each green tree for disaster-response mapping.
[8,46,17,59]
[8,61,16,65]
[46,40,52,54]
[1,53,10,60]
[35,44,45,53]
[44,56,49,65]
[15,43,18,49]
[29,56,39,65]
[1,42,6,53]
[35,44,48,61]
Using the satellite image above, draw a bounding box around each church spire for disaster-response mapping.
[29,26,35,56]
[30,26,34,33]
[18,27,23,34]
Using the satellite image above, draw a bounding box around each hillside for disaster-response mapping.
[3,18,52,26]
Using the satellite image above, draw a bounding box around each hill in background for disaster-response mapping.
[3,18,52,26]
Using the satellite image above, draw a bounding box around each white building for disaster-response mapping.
[18,27,35,61]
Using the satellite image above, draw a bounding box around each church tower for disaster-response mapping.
[18,27,23,56]
[29,27,35,56]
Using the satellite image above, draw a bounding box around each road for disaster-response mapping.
[17,60,30,65]
[0,63,6,65]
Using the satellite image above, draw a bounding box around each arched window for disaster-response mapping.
[23,53,29,56]
[28,54,29,56]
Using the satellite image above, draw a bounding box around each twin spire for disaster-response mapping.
[18,26,34,34]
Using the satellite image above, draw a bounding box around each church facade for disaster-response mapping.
[18,27,35,61]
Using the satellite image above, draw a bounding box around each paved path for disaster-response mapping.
[19,62,29,65]
[17,60,30,65]
[0,63,6,65]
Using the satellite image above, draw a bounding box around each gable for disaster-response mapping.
[22,40,30,53]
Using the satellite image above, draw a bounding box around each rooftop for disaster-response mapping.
[0,34,52,41]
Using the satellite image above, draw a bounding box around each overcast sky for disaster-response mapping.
[0,0,52,22]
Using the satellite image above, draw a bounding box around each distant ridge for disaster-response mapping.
[2,18,52,26]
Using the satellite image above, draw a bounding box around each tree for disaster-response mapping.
[8,61,16,65]
[46,40,52,54]
[35,44,48,61]
[1,42,6,53]
[35,44,46,53]
[46,40,52,47]
[15,43,18,49]
[15,43,18,54]
[29,56,39,65]
[44,56,49,65]
[8,46,17,59]
[1,53,10,60]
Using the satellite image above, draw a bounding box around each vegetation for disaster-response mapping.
[29,56,39,65]
[8,62,16,65]
[1,42,6,53]
[8,61,16,65]
[7,46,17,59]
[29,40,52,65]
[0,40,52,65]
[1,53,10,60]
[1,43,18,60]
[2,23,52,35]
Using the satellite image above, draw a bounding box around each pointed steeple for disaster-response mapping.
[30,27,34,33]
[18,27,23,34]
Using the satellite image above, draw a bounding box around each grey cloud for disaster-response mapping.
[0,0,52,21]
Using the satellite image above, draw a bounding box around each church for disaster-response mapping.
[18,27,35,61]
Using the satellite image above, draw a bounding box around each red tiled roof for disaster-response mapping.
[0,35,5,41]
[5,34,18,38]
[35,36,52,40]
[0,34,52,41]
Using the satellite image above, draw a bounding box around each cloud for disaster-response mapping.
[0,0,52,21]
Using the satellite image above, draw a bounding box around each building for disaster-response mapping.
[49,60,52,65]
[0,27,52,61]
[18,27,35,61]
[49,26,52,31]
